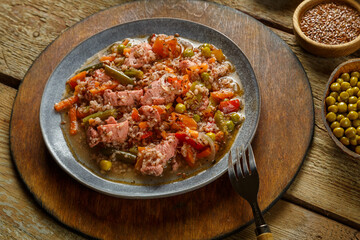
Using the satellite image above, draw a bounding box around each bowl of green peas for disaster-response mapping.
[322,58,360,159]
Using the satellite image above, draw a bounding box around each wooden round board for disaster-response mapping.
[10,1,314,239]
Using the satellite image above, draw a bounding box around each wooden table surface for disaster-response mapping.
[0,0,359,239]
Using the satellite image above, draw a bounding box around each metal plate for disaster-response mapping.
[39,18,260,199]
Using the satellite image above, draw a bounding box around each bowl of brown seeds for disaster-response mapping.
[293,0,360,57]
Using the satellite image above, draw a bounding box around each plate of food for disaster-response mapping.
[39,18,260,198]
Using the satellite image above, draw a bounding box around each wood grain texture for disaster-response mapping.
[9,1,313,239]
[268,28,360,228]
[0,0,303,82]
[1,0,360,239]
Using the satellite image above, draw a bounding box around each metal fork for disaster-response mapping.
[228,145,273,240]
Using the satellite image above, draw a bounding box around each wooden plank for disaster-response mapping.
[0,83,84,240]
[270,28,360,228]
[0,0,302,82]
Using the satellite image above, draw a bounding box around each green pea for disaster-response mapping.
[352,87,360,95]
[326,112,337,122]
[340,136,350,145]
[345,127,357,138]
[326,96,336,106]
[118,44,126,54]
[328,105,338,113]
[330,82,341,92]
[351,72,360,78]
[201,46,212,58]
[175,103,186,113]
[355,146,360,154]
[341,82,351,91]
[330,92,339,99]
[225,120,235,132]
[353,119,360,128]
[348,111,359,120]
[348,104,358,112]
[357,126,360,135]
[183,48,194,58]
[337,114,345,122]
[230,112,242,124]
[350,77,358,87]
[337,102,348,113]
[193,114,201,122]
[201,72,210,82]
[202,43,211,49]
[340,117,351,127]
[349,96,358,104]
[350,136,358,146]
[347,88,354,96]
[336,78,344,84]
[333,127,344,138]
[206,132,216,141]
[341,73,350,81]
[340,92,349,101]
[330,121,340,129]
[99,160,112,171]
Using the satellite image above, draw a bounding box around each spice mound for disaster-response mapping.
[300,2,360,45]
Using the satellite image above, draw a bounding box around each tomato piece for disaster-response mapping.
[218,99,241,114]
[175,132,206,151]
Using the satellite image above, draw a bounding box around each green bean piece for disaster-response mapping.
[124,69,144,79]
[104,65,134,85]
[129,146,138,156]
[214,110,227,133]
[78,62,103,73]
[113,151,137,164]
[82,109,117,124]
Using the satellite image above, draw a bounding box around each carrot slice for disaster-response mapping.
[197,147,212,158]
[67,71,86,89]
[54,96,79,112]
[131,108,140,121]
[89,82,118,95]
[69,106,78,135]
[139,122,148,129]
[100,55,115,62]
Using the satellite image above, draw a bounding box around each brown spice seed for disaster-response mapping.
[300,2,360,45]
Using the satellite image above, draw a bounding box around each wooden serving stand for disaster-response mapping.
[10,1,314,239]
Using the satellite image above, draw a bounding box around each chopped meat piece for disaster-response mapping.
[140,80,178,105]
[139,105,161,123]
[97,120,129,145]
[138,135,178,176]
[103,89,143,106]
[87,127,100,148]
[123,42,156,69]
[93,69,112,82]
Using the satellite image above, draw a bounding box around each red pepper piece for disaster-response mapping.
[175,132,206,151]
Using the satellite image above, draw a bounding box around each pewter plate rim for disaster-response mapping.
[39,18,260,199]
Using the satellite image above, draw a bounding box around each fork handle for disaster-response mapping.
[257,232,274,240]
[256,224,273,239]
